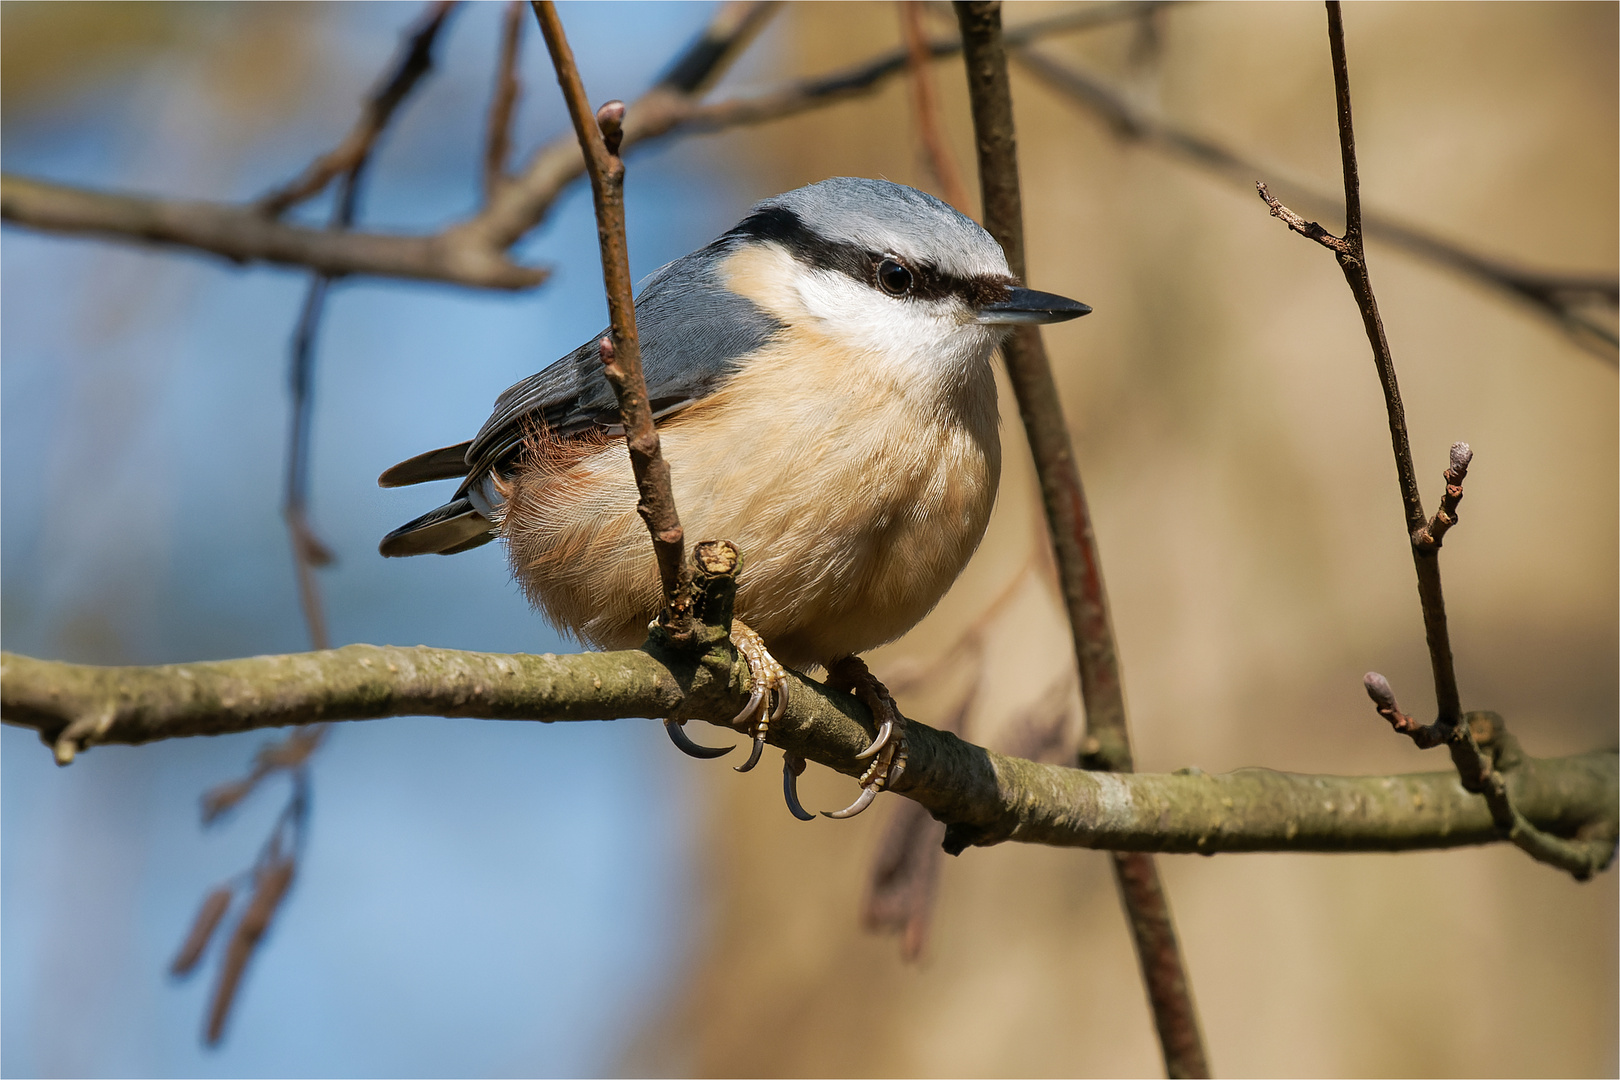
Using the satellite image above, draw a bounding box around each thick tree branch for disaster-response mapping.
[4,647,1614,859]
[954,4,1206,1076]
[0,3,775,291]
[1,4,1158,292]
[0,174,550,289]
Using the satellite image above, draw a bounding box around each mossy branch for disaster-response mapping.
[5,645,1614,864]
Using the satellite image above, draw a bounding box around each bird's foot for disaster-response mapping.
[661,619,788,766]
[728,619,789,773]
[820,655,909,819]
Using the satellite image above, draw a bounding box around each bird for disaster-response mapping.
[378,177,1089,817]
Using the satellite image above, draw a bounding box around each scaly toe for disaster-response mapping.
[823,732,907,819]
[730,620,788,775]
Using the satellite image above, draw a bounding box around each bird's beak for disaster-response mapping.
[975,287,1092,325]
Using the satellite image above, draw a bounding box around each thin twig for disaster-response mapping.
[1015,45,1618,362]
[470,1,781,252]
[1258,2,1455,720]
[1412,441,1472,550]
[191,4,454,1045]
[1260,2,1615,883]
[2,5,1162,292]
[952,4,1207,1076]
[898,0,973,211]
[285,270,337,652]
[256,1,458,217]
[532,1,692,631]
[649,3,1162,140]
[483,0,526,201]
[205,853,295,1044]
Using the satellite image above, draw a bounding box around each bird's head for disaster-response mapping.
[717,177,1089,385]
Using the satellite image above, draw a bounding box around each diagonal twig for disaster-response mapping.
[953,4,1207,1077]
[532,0,692,630]
[898,0,973,212]
[256,1,459,217]
[177,2,455,1046]
[1014,44,1618,362]
[483,0,526,201]
[471,1,780,253]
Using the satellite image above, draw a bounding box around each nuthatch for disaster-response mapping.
[380,177,1089,817]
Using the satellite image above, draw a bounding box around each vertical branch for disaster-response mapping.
[285,273,337,652]
[282,0,456,651]
[1324,1,1458,725]
[898,1,972,211]
[533,1,693,632]
[1258,4,1609,880]
[953,3,1208,1077]
[484,0,526,201]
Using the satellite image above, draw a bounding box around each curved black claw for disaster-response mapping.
[823,784,879,820]
[734,731,766,773]
[664,719,733,760]
[782,751,815,821]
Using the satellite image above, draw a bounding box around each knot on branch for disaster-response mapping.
[1363,671,1613,879]
[643,540,744,716]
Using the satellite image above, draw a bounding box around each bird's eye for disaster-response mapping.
[877,258,913,296]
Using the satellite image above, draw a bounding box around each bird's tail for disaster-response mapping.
[377,440,499,556]
[378,498,497,557]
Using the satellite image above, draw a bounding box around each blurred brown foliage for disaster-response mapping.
[4,1,1612,1074]
[629,3,1617,1076]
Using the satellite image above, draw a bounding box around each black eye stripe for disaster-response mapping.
[727,205,1014,308]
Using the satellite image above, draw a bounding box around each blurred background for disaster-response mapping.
[2,2,1614,1077]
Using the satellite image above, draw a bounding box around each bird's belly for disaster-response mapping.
[501,366,1000,668]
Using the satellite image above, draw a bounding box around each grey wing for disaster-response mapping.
[460,241,782,484]
[377,240,780,558]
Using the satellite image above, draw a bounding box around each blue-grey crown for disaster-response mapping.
[741,177,1010,281]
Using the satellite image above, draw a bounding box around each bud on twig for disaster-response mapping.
[595,99,626,156]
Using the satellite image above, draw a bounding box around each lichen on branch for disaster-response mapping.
[5,645,1614,863]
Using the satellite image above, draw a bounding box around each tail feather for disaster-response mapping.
[379,498,495,557]
[378,441,474,488]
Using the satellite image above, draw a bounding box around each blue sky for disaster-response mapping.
[3,4,753,1074]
